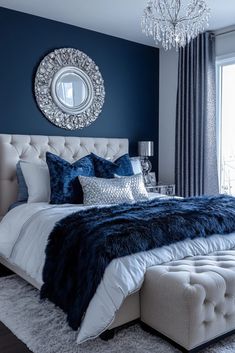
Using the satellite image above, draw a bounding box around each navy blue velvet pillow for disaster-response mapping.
[91,153,134,178]
[46,152,95,204]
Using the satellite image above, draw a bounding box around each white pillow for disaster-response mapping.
[20,161,50,203]
[130,157,142,174]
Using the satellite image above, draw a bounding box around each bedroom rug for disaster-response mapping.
[0,275,235,353]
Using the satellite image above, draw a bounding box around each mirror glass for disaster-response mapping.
[56,72,88,108]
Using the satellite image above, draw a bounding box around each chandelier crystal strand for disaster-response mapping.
[141,0,211,50]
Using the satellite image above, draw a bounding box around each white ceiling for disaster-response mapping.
[0,0,235,47]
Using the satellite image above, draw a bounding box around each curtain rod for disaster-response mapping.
[216,29,235,37]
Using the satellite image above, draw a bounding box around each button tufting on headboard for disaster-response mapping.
[0,134,129,219]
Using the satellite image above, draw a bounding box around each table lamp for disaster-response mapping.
[138,141,154,185]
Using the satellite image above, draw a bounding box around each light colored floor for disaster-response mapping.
[0,275,235,353]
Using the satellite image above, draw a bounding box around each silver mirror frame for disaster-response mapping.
[34,48,105,130]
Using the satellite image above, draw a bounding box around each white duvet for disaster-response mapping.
[1,201,235,344]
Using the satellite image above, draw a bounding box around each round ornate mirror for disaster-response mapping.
[34,48,105,130]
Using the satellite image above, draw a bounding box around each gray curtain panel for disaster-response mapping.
[175,32,219,197]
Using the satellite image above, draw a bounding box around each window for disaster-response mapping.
[217,55,235,195]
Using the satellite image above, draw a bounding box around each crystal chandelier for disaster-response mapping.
[141,0,211,50]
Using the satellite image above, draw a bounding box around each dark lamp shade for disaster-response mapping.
[138,141,154,157]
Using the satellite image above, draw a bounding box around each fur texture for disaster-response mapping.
[41,195,235,330]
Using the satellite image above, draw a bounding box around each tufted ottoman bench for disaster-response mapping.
[140,250,235,352]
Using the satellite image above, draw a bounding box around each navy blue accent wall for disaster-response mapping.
[0,7,159,171]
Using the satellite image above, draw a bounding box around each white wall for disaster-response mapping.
[158,29,235,185]
[158,49,178,184]
[216,30,235,57]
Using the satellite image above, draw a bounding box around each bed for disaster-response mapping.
[1,134,235,350]
[0,133,140,334]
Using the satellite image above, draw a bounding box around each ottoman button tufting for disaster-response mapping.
[140,252,235,351]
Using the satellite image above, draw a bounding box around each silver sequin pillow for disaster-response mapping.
[78,174,148,205]
[115,173,149,201]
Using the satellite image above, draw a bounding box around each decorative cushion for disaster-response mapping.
[114,173,149,201]
[46,152,95,204]
[91,153,134,178]
[79,173,148,205]
[20,161,50,203]
[16,161,28,202]
[78,175,135,205]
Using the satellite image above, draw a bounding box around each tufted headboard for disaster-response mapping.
[0,134,128,219]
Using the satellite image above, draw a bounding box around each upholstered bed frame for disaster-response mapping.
[0,134,129,219]
[0,133,139,329]
[2,134,235,352]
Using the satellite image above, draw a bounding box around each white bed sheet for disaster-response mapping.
[0,203,91,284]
[1,201,235,344]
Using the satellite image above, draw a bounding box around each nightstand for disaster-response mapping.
[146,184,175,196]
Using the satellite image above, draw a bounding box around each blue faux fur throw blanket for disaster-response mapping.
[41,195,235,330]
